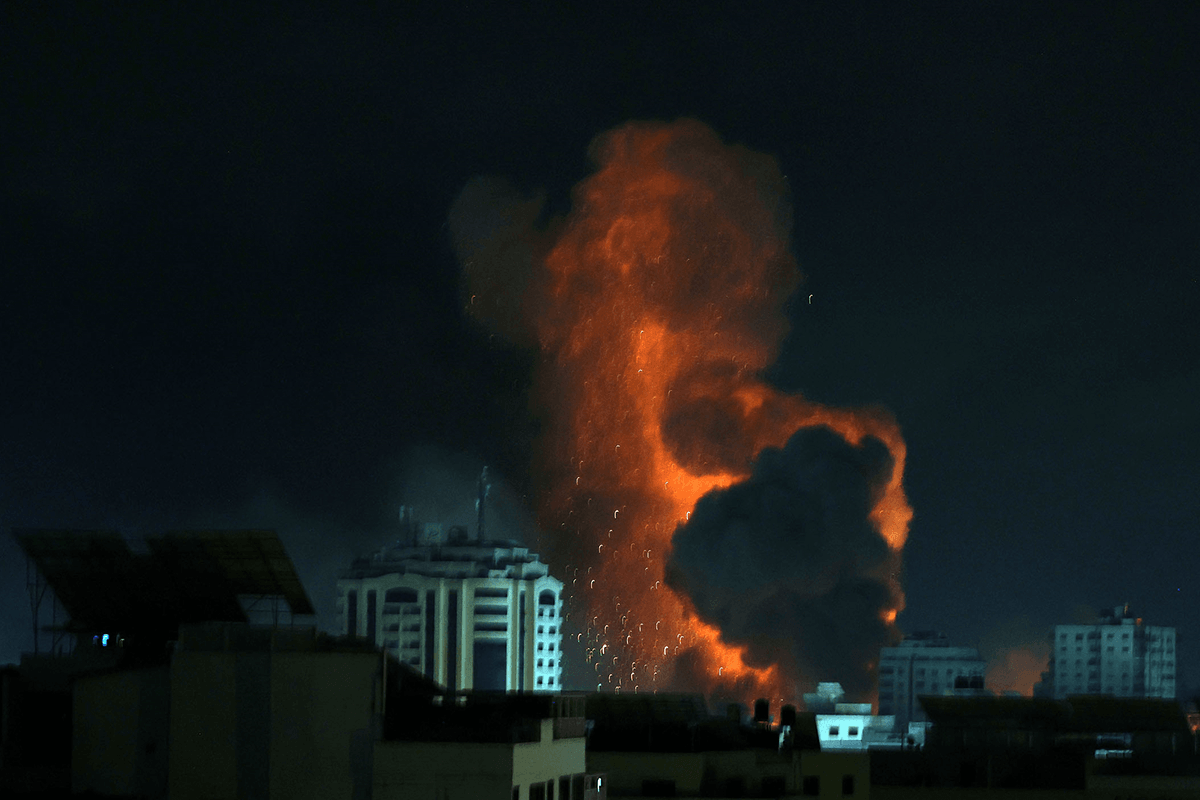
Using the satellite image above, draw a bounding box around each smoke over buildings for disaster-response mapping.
[666,426,901,698]
[448,119,910,702]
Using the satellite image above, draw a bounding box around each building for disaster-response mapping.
[337,509,564,693]
[584,693,870,798]
[382,691,598,800]
[71,621,595,800]
[877,632,987,732]
[917,694,1196,791]
[1035,604,1176,699]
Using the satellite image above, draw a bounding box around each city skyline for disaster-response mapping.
[2,5,1197,700]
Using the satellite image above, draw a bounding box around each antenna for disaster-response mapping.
[476,466,490,542]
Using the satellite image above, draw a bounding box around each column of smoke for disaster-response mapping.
[450,119,912,704]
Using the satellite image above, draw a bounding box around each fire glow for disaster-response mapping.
[459,120,912,705]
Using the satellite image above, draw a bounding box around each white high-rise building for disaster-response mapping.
[877,632,987,731]
[337,514,564,694]
[1035,605,1176,699]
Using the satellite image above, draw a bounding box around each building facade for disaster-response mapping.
[338,522,564,693]
[877,632,987,731]
[1036,605,1176,699]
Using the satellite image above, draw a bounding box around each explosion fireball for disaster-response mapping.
[452,119,911,706]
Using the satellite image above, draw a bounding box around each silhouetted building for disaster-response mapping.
[919,694,1195,790]
[878,632,986,732]
[584,693,869,797]
[8,527,317,796]
[338,515,564,694]
[70,621,594,800]
[1035,604,1176,699]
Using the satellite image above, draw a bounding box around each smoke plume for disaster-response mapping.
[450,119,911,703]
[666,426,899,697]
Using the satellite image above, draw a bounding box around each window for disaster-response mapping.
[849,726,859,736]
[1075,633,1083,640]
[530,784,545,800]
[829,726,840,736]
[385,587,418,603]
[842,774,856,795]
[802,776,820,796]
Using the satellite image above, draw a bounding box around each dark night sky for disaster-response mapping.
[2,4,1197,693]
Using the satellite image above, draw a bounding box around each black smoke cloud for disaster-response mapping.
[666,425,900,699]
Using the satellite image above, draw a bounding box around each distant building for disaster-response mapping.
[1034,604,1176,700]
[337,508,564,693]
[878,632,987,732]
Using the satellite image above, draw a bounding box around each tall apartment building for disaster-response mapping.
[337,508,564,694]
[1035,605,1176,699]
[877,632,987,731]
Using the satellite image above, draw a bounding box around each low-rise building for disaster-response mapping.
[585,693,870,798]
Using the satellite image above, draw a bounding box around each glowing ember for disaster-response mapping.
[456,119,911,705]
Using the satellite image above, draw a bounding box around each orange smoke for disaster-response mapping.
[461,120,911,705]
[986,644,1051,696]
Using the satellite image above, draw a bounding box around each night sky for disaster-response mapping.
[3,5,1197,696]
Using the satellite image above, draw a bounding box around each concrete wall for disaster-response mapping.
[586,751,706,797]
[169,646,381,800]
[512,719,586,797]
[800,750,871,799]
[170,651,239,800]
[269,652,380,800]
[72,667,169,798]
[373,741,513,800]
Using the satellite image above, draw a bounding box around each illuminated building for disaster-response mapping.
[877,632,987,732]
[337,508,564,693]
[1035,605,1176,699]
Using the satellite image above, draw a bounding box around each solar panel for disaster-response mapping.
[12,528,316,633]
